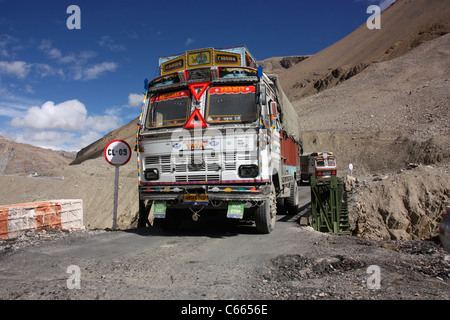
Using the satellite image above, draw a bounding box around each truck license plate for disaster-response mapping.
[183,194,208,205]
[153,202,166,218]
[227,203,244,219]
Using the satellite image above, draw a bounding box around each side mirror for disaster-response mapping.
[144,78,149,90]
[257,65,263,78]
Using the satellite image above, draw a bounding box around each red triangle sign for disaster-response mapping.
[188,82,210,101]
[184,108,208,129]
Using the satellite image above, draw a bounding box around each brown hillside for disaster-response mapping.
[297,32,450,175]
[297,32,449,240]
[257,55,310,74]
[279,0,450,100]
[71,117,139,165]
[0,136,76,175]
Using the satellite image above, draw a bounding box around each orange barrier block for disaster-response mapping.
[0,207,8,239]
[0,199,83,239]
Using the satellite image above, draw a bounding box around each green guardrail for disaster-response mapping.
[310,175,350,235]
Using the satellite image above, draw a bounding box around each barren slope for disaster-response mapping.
[0,136,76,175]
[294,32,450,241]
[257,55,310,74]
[279,0,450,100]
[297,33,450,175]
[71,117,138,165]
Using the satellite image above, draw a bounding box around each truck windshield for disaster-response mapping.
[206,85,257,124]
[316,159,325,167]
[146,90,190,129]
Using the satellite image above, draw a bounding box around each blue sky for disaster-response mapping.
[0,0,394,151]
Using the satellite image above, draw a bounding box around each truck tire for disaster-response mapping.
[138,199,150,227]
[255,184,277,234]
[285,180,299,215]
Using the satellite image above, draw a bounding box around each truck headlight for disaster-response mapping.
[144,168,159,180]
[238,165,259,178]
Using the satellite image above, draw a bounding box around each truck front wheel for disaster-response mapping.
[138,199,150,227]
[286,180,299,214]
[255,184,277,234]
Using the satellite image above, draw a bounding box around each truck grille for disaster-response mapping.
[175,174,220,182]
[144,153,235,182]
[224,152,236,170]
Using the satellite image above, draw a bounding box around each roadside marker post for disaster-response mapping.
[104,140,132,230]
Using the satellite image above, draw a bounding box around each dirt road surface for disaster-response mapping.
[0,186,448,305]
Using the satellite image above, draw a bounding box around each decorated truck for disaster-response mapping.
[301,151,337,183]
[313,152,337,179]
[136,46,302,233]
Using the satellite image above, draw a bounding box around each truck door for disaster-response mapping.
[269,99,282,189]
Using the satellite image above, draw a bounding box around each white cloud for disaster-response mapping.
[34,63,65,78]
[99,36,126,52]
[11,100,87,131]
[85,114,122,133]
[25,85,34,94]
[0,34,20,59]
[8,99,122,150]
[82,62,118,80]
[124,93,143,108]
[0,60,65,79]
[11,99,120,132]
[40,40,97,65]
[38,40,116,81]
[0,103,29,118]
[0,87,41,117]
[39,40,76,64]
[185,38,194,47]
[0,60,30,78]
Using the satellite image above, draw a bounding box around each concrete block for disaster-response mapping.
[0,199,84,239]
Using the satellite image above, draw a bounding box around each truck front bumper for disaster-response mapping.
[139,184,270,202]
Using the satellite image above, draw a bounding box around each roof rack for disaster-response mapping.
[158,46,257,76]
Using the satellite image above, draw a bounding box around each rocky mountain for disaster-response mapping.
[279,0,450,101]
[257,55,310,74]
[70,117,138,165]
[0,135,76,175]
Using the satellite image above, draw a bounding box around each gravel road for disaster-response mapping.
[0,186,448,305]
